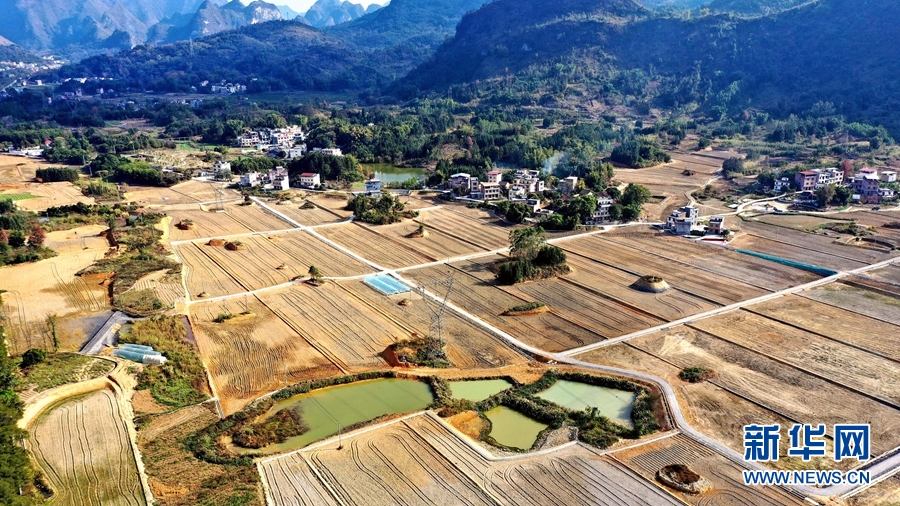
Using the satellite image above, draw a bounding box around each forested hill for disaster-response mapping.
[49,0,489,93]
[403,0,900,134]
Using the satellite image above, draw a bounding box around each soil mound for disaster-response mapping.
[631,275,670,293]
[175,220,195,230]
[656,464,711,494]
[207,239,226,247]
[224,241,246,251]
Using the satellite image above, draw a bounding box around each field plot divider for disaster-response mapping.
[683,323,900,412]
[300,455,350,506]
[108,378,156,506]
[413,214,501,252]
[604,455,689,506]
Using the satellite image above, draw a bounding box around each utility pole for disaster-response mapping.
[337,423,343,450]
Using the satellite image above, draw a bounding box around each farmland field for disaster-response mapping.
[419,208,514,250]
[317,223,432,269]
[261,413,682,506]
[125,180,240,205]
[258,282,416,369]
[750,213,852,230]
[176,243,247,298]
[689,310,900,407]
[10,182,96,212]
[191,298,340,414]
[166,208,255,242]
[562,235,769,304]
[227,203,296,232]
[600,228,821,291]
[337,280,526,369]
[802,281,900,324]
[614,434,805,505]
[268,201,346,227]
[29,388,146,506]
[404,260,605,352]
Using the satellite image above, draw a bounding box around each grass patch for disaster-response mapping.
[213,312,235,323]
[508,301,545,312]
[16,353,113,392]
[0,193,37,202]
[679,367,716,383]
[232,409,309,449]
[114,289,167,316]
[119,316,209,408]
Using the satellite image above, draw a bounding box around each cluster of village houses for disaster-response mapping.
[776,166,897,205]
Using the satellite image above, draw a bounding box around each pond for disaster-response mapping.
[239,378,434,454]
[449,379,513,402]
[536,380,636,427]
[484,406,548,450]
[362,163,426,184]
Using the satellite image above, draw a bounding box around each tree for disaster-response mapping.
[7,231,25,248]
[0,325,38,505]
[308,266,324,285]
[28,224,45,247]
[757,172,777,189]
[722,157,745,174]
[505,203,531,224]
[621,184,652,207]
[509,227,547,260]
[816,184,836,208]
[832,186,853,206]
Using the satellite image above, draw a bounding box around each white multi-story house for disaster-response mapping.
[480,182,502,201]
[299,173,321,188]
[487,170,502,184]
[814,168,843,189]
[665,205,699,235]
[365,179,383,193]
[882,171,897,183]
[586,196,614,225]
[558,176,579,193]
[774,177,792,193]
[313,148,343,157]
[706,216,725,235]
[240,172,260,187]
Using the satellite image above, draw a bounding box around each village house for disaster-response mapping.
[706,216,725,235]
[240,172,261,187]
[665,205,700,235]
[365,179,383,193]
[851,171,882,204]
[882,170,897,183]
[814,168,844,188]
[794,171,819,192]
[774,177,792,193]
[558,176,579,194]
[480,181,502,201]
[313,147,343,157]
[298,173,321,188]
[586,196,614,225]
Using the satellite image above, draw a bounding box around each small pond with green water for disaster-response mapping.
[484,406,548,450]
[362,163,426,184]
[536,380,636,427]
[449,379,513,402]
[235,378,434,454]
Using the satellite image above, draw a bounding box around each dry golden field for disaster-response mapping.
[28,388,146,506]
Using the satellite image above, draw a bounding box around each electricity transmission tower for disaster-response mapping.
[416,273,456,361]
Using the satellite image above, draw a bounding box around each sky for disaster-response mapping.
[263,0,385,14]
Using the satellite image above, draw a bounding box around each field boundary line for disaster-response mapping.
[605,454,691,506]
[170,227,300,246]
[256,461,277,506]
[107,372,156,506]
[250,197,306,229]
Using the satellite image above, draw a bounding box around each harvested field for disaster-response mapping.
[258,282,414,369]
[867,263,900,284]
[125,180,239,206]
[317,223,431,269]
[176,243,246,298]
[731,222,884,270]
[227,203,296,232]
[421,208,514,250]
[750,295,900,362]
[126,270,185,307]
[593,325,900,456]
[692,197,734,216]
[802,282,900,325]
[268,201,345,227]
[28,388,146,506]
[262,414,682,506]
[404,261,604,352]
[0,154,83,183]
[601,229,821,291]
[750,213,852,230]
[337,280,526,369]
[613,166,706,189]
[166,208,254,242]
[560,255,719,321]
[613,434,805,505]
[506,278,667,337]
[137,404,263,506]
[43,224,110,254]
[370,212,487,260]
[191,298,339,414]
[847,472,900,506]
[1,250,110,354]
[7,182,96,212]
[690,311,900,408]
[436,202,497,220]
[580,340,793,456]
[308,194,354,217]
[562,235,769,304]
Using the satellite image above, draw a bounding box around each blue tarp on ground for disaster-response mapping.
[364,275,410,295]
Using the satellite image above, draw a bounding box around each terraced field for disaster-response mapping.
[29,388,146,506]
[262,414,682,506]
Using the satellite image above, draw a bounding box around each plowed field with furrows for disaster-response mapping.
[422,209,513,250]
[602,230,821,290]
[337,281,525,369]
[562,236,767,304]
[405,264,603,352]
[317,223,431,269]
[29,389,146,506]
[167,209,253,242]
[177,243,246,298]
[260,283,412,368]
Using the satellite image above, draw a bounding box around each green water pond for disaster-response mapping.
[449,379,513,402]
[536,380,636,427]
[240,378,434,454]
[484,405,549,450]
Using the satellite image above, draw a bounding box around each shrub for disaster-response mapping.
[20,348,48,368]
[679,367,715,383]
